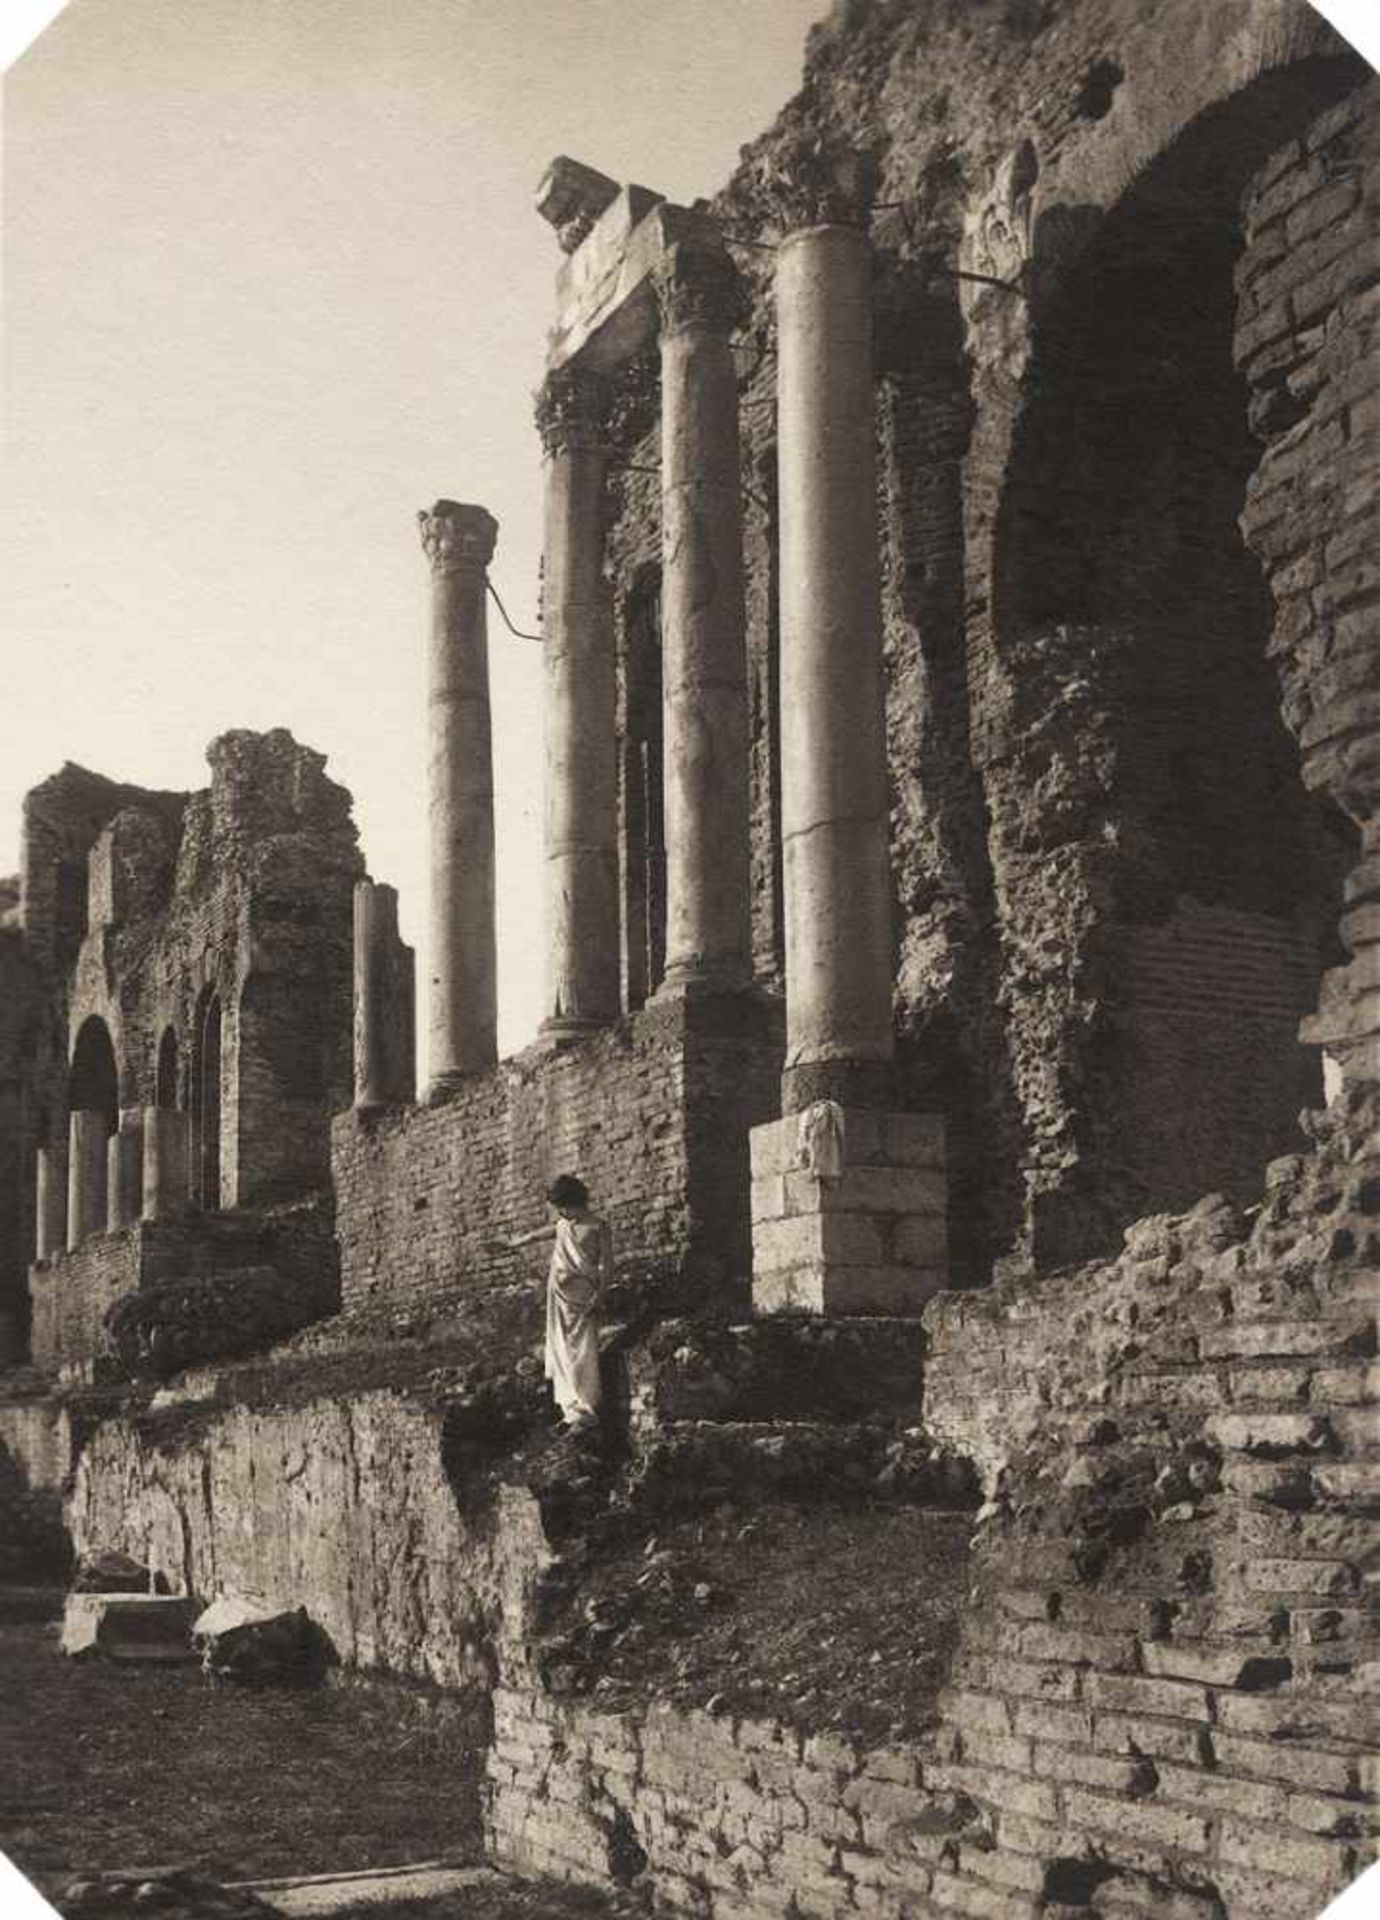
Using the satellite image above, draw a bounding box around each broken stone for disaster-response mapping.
[192,1596,332,1687]
[71,1549,156,1594]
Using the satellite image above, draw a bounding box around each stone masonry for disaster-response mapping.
[0,6,1375,1920]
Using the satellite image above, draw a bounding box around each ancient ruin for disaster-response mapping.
[1,2,1376,1916]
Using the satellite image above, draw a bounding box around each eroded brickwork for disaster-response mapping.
[487,1088,1377,1919]
[333,993,781,1328]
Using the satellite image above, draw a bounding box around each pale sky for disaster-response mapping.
[1,0,822,1056]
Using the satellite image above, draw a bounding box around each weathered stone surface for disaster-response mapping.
[60,1591,198,1661]
[193,1595,332,1686]
[418,503,499,1091]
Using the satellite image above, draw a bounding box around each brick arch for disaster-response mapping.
[68,1015,118,1130]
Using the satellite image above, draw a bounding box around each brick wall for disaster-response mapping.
[29,1233,140,1383]
[487,1087,1377,1919]
[1234,76,1380,1080]
[333,992,781,1327]
[1119,901,1323,1217]
[28,1207,338,1381]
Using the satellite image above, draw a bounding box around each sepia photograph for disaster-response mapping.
[1,2,1376,1916]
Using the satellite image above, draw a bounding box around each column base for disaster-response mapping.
[750,1104,948,1318]
[424,1072,478,1105]
[650,959,757,1004]
[782,1057,897,1115]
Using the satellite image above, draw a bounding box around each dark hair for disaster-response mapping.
[546,1173,588,1209]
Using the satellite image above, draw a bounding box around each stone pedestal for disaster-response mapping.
[654,242,752,996]
[67,1109,109,1249]
[750,1104,947,1316]
[537,369,620,1035]
[775,222,893,1112]
[142,1107,189,1222]
[106,1109,144,1232]
[418,502,499,1094]
[35,1143,68,1262]
[354,879,417,1108]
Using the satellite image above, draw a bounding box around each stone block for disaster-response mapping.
[893,1212,948,1267]
[750,1118,797,1181]
[783,1165,945,1216]
[884,1113,946,1168]
[758,1210,889,1269]
[751,1173,787,1222]
[60,1592,198,1662]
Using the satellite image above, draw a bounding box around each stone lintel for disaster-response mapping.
[548,198,723,374]
[535,156,622,254]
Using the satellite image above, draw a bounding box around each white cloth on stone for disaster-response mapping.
[544,1214,610,1426]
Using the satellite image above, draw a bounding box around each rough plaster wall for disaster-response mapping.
[67,1390,554,1691]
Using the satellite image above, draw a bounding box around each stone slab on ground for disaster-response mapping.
[241,1863,500,1916]
[60,1592,198,1661]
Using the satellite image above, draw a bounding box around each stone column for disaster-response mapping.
[106,1109,143,1232]
[775,221,894,1112]
[353,879,417,1109]
[653,241,753,996]
[67,1110,108,1249]
[35,1143,67,1262]
[142,1107,189,1222]
[417,501,499,1095]
[536,368,620,1034]
[750,211,950,1319]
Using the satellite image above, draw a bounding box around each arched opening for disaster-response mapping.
[190,990,223,1211]
[67,1015,118,1246]
[621,568,666,1010]
[155,1027,179,1110]
[991,58,1362,1251]
[68,1016,118,1130]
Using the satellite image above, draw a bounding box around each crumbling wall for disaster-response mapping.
[0,925,41,1358]
[1234,76,1380,1083]
[486,1085,1376,1919]
[66,1389,554,1690]
[333,992,780,1330]
[613,0,1368,1277]
[28,1207,339,1383]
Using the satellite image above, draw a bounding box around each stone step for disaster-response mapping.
[60,1591,199,1661]
[629,1417,978,1515]
[626,1314,926,1431]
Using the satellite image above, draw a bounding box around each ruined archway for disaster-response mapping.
[986,57,1364,1263]
[66,1014,118,1245]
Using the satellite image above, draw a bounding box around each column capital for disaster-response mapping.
[653,241,746,339]
[759,135,878,232]
[417,501,498,575]
[534,365,612,457]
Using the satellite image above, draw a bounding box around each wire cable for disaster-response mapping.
[486,577,543,643]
